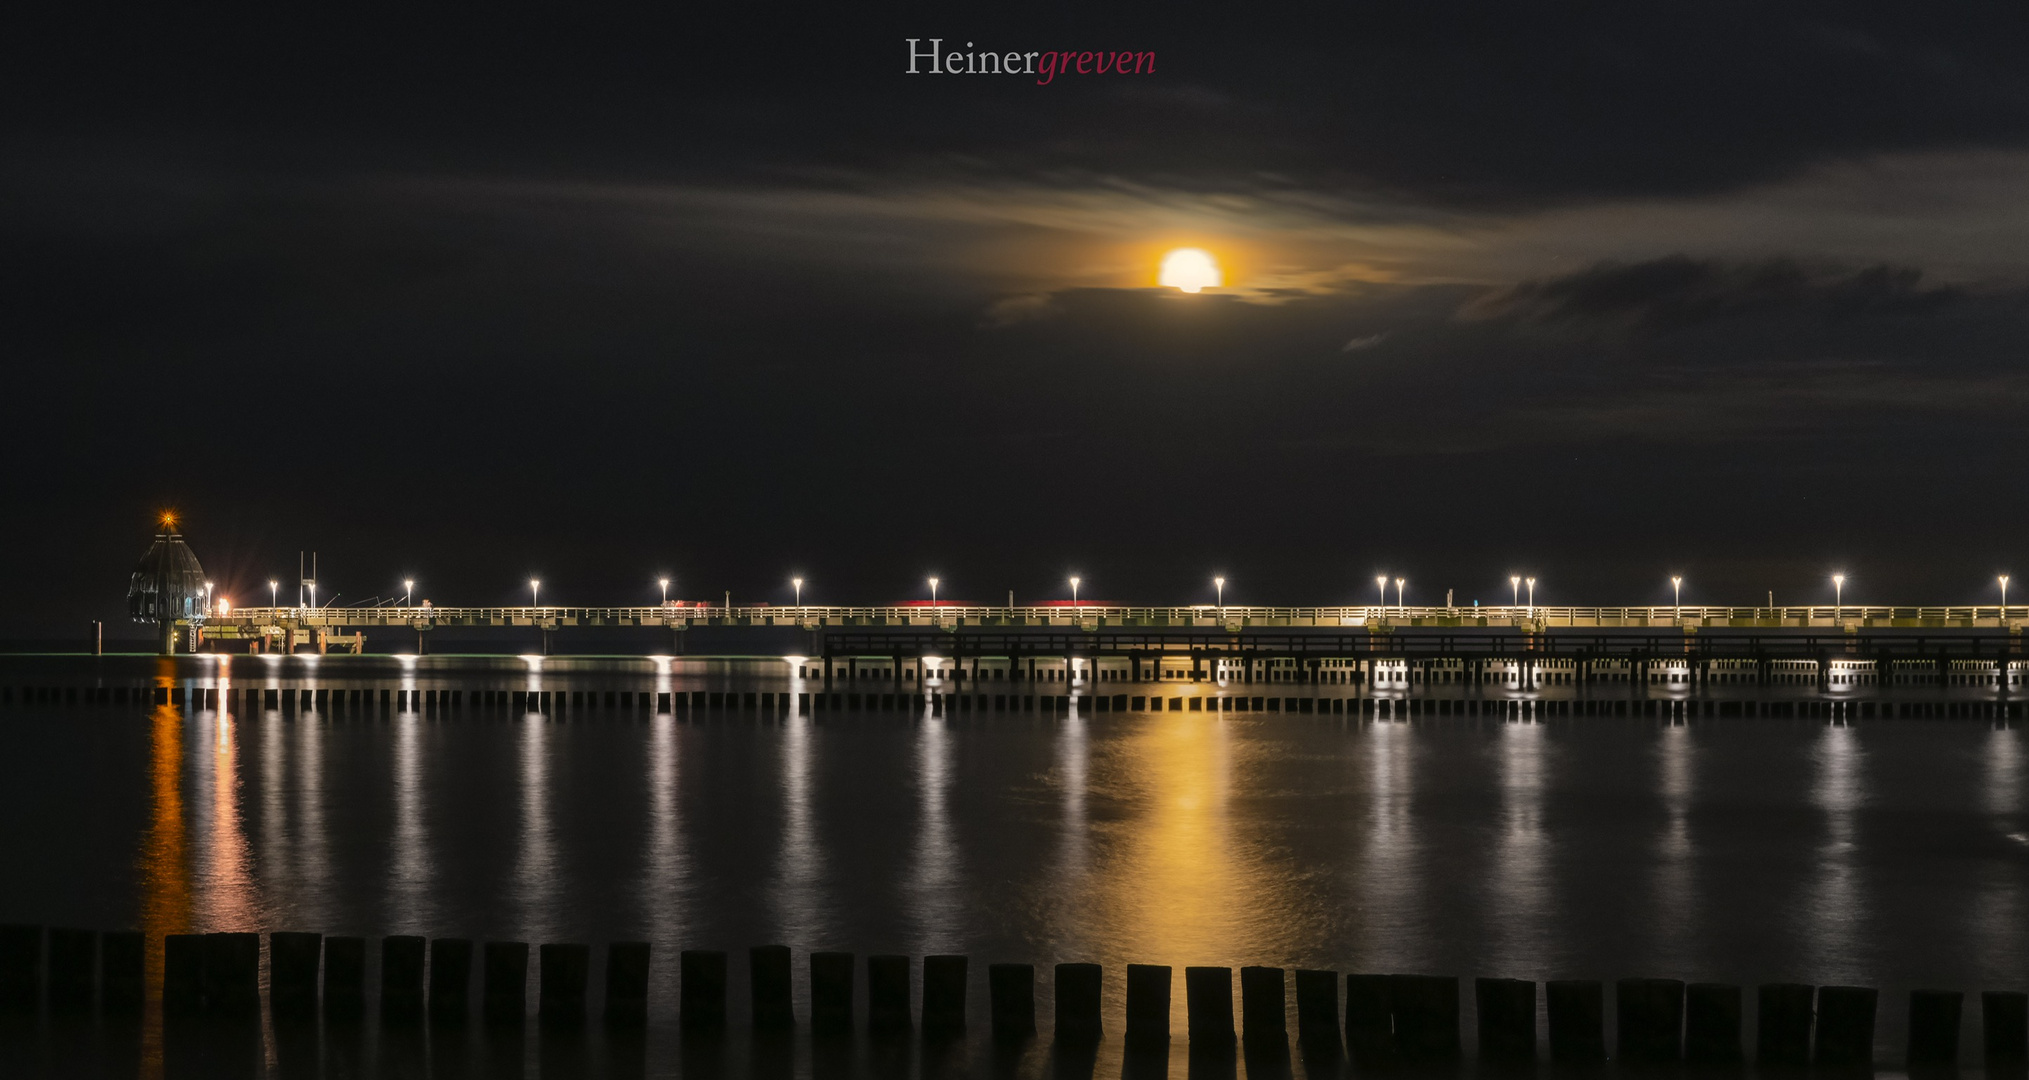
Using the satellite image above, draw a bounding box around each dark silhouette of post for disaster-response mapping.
[429,938,473,1024]
[1547,979,1604,1064]
[810,952,853,1035]
[1814,986,1877,1069]
[269,932,322,1019]
[751,945,793,1029]
[989,963,1035,1040]
[1055,963,1103,1044]
[1125,964,1172,1048]
[1757,983,1815,1066]
[604,942,651,1027]
[680,950,728,1032]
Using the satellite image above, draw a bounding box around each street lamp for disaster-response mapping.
[404,579,414,606]
[1672,576,1682,616]
[1069,576,1081,604]
[204,581,214,616]
[1526,577,1536,616]
[1511,575,1521,608]
[791,577,802,606]
[530,578,541,608]
[1832,574,1845,619]
[269,580,278,608]
[1376,575,1387,609]
[928,576,939,604]
[660,577,671,606]
[2002,575,2011,614]
[1395,577,1405,611]
[1214,576,1225,609]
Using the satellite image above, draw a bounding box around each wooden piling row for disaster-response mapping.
[8,680,2026,723]
[2,922,2028,1067]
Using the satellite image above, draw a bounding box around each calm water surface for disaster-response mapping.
[0,655,2025,1078]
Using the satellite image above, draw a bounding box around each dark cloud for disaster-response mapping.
[1459,256,1969,336]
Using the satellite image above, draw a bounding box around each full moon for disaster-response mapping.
[1159,248,1222,293]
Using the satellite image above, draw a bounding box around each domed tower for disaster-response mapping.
[128,513,207,651]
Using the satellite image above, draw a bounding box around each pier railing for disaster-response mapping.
[200,603,2029,635]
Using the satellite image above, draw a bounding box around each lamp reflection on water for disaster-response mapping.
[643,660,689,993]
[908,708,963,953]
[1973,726,2026,983]
[773,684,830,947]
[1489,722,1551,972]
[1651,724,1699,972]
[1806,725,1867,982]
[1356,719,1424,968]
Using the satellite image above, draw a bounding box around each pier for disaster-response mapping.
[177,602,2028,657]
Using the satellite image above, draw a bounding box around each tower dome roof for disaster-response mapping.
[128,518,206,624]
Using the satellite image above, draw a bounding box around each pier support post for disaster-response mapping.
[923,954,967,1036]
[1055,963,1103,1044]
[1757,983,1815,1065]
[1125,964,1172,1048]
[680,950,728,1031]
[326,936,368,1020]
[430,938,473,1024]
[1547,979,1604,1064]
[1686,982,1743,1064]
[751,945,793,1029]
[1241,966,1286,1043]
[269,932,321,1019]
[101,931,143,1013]
[1617,978,1684,1063]
[811,952,853,1035]
[1815,985,1877,1068]
[538,943,590,1027]
[162,933,201,1015]
[1186,966,1235,1048]
[1476,977,1536,1065]
[1293,969,1339,1052]
[604,942,650,1027]
[481,941,527,1026]
[989,963,1035,1040]
[1345,974,1397,1066]
[382,935,426,1021]
[1984,990,2028,1067]
[0,925,41,1014]
[47,928,94,1013]
[1908,989,1963,1068]
[1391,974,1460,1063]
[867,954,911,1034]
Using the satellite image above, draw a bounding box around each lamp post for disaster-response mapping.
[1526,577,1536,617]
[1672,576,1682,617]
[1376,575,1387,610]
[269,580,278,608]
[2002,575,2011,616]
[1832,574,1844,620]
[928,577,939,604]
[1069,576,1081,604]
[1214,576,1225,610]
[530,578,541,609]
[1395,577,1405,611]
[404,579,414,606]
[660,578,671,606]
[792,577,802,607]
[1511,575,1521,609]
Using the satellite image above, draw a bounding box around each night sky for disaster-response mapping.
[6,7,2028,633]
